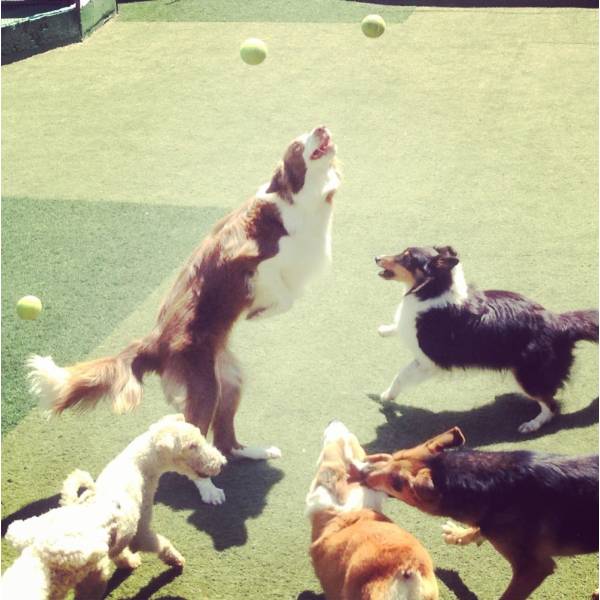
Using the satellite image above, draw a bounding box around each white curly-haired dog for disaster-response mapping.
[1,414,226,600]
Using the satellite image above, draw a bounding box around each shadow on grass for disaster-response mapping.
[364,393,599,452]
[156,459,284,551]
[297,592,325,600]
[1,494,60,537]
[112,566,183,600]
[436,568,479,600]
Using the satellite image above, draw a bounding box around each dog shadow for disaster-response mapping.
[436,568,479,600]
[364,393,599,452]
[107,566,183,600]
[156,459,284,551]
[296,592,325,600]
[1,494,61,537]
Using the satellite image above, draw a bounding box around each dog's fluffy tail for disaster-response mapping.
[27,339,159,415]
[560,309,599,343]
[60,469,96,506]
[387,568,438,600]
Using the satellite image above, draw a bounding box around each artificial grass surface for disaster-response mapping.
[1,197,224,433]
[2,3,598,599]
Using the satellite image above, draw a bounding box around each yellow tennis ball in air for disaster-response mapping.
[240,38,267,65]
[16,295,43,320]
[361,14,386,38]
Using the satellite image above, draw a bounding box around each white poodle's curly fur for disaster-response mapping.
[2,414,226,600]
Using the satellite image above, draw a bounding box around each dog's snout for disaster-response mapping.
[375,256,382,265]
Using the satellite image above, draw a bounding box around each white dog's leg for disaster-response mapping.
[113,547,142,570]
[133,530,185,568]
[195,477,226,505]
[380,360,435,402]
[378,323,398,337]
[231,446,282,460]
[74,557,110,600]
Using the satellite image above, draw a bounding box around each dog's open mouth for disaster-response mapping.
[310,135,333,160]
[379,269,395,279]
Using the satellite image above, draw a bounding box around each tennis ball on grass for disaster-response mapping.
[361,14,386,38]
[240,38,267,65]
[16,295,42,320]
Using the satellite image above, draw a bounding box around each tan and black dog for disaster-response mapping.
[353,427,599,600]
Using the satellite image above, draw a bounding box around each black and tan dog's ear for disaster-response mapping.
[425,427,465,454]
[409,468,439,504]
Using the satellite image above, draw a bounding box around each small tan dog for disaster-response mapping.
[306,421,438,600]
[2,414,226,600]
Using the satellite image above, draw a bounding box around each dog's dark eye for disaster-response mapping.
[390,472,404,492]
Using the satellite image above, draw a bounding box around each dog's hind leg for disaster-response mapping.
[498,557,555,600]
[380,359,436,402]
[181,348,220,436]
[74,557,110,600]
[517,397,558,434]
[179,349,228,505]
[215,347,282,461]
[212,347,244,454]
[513,368,559,433]
[514,345,573,433]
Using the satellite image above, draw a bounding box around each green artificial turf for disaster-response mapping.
[117,0,415,23]
[1,3,598,599]
[1,197,224,433]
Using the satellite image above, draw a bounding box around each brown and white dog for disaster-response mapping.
[27,126,340,504]
[355,428,599,600]
[306,421,439,600]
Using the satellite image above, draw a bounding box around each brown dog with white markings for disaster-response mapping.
[27,126,340,505]
[306,421,438,600]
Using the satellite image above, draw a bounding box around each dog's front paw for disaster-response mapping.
[195,478,226,505]
[163,548,185,569]
[518,419,542,434]
[379,389,397,402]
[442,521,480,546]
[231,445,282,460]
[114,550,142,570]
[378,324,397,337]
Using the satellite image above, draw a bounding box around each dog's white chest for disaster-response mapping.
[249,201,333,317]
[394,295,432,361]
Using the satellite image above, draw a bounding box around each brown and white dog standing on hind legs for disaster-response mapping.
[306,421,439,600]
[354,427,599,600]
[27,126,340,505]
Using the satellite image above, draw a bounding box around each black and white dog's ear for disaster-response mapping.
[430,254,459,271]
[434,245,458,258]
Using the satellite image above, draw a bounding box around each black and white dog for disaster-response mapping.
[375,245,598,433]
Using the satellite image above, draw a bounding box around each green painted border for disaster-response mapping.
[1,0,117,65]
[1,7,80,65]
[81,0,117,37]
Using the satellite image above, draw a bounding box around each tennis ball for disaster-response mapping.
[361,14,386,38]
[16,295,42,320]
[240,38,267,66]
